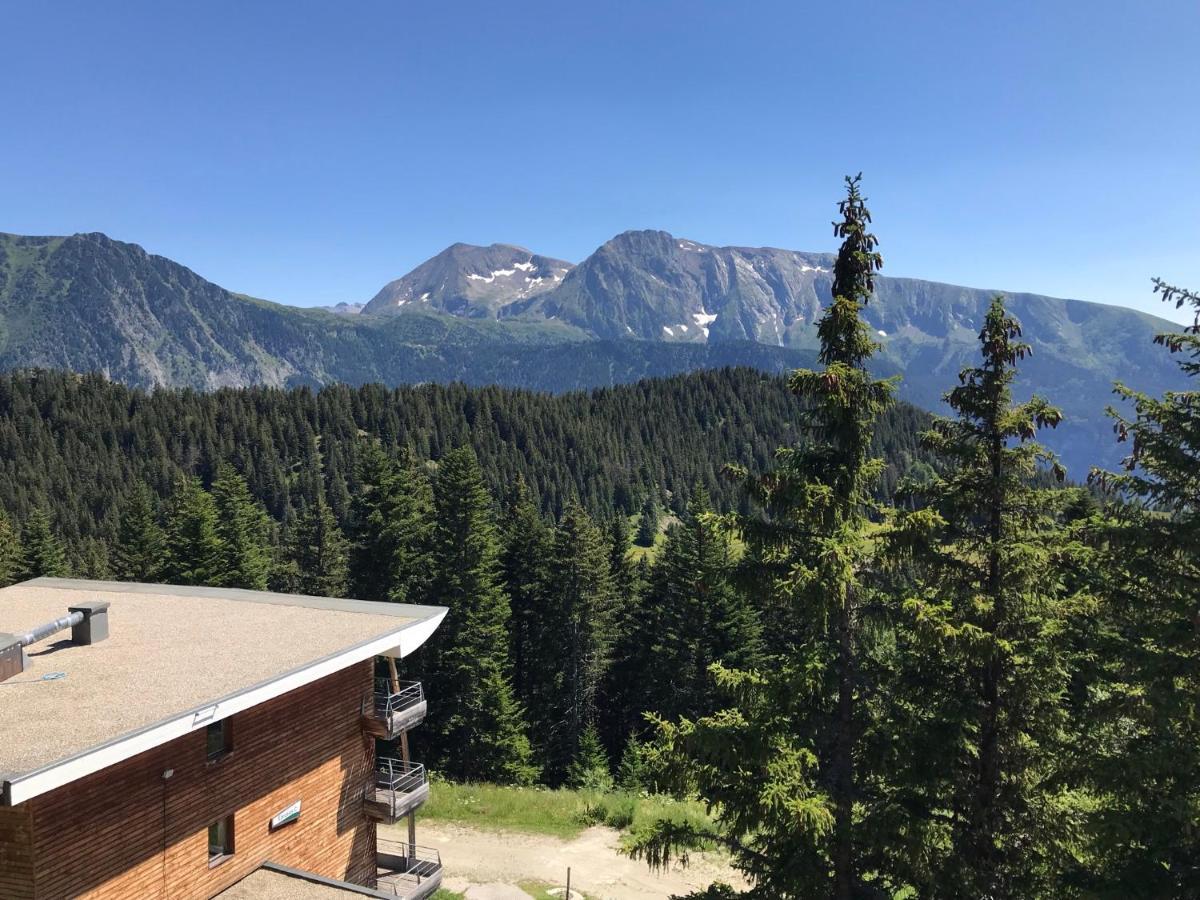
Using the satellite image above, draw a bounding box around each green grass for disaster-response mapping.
[419,780,713,844]
[518,879,597,899]
[431,891,465,900]
[627,512,677,562]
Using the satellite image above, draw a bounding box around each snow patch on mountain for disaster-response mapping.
[467,267,520,283]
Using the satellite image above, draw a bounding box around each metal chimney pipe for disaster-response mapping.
[18,611,83,648]
[0,600,110,683]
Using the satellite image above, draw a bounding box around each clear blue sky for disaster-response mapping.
[2,0,1196,322]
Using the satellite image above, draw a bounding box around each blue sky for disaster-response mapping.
[2,0,1196,322]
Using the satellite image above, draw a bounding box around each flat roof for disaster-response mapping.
[0,578,445,806]
[217,864,396,899]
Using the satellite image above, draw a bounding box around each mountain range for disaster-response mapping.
[0,229,1185,474]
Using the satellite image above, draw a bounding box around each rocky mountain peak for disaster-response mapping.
[362,242,573,319]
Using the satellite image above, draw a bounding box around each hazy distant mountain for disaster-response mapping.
[322,301,364,316]
[363,242,573,319]
[0,229,1186,474]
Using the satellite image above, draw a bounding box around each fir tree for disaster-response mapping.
[890,296,1075,895]
[211,465,273,590]
[0,508,24,587]
[419,447,536,784]
[21,507,70,579]
[162,476,223,585]
[606,513,640,609]
[112,485,166,582]
[635,491,660,547]
[566,722,613,791]
[499,479,552,708]
[632,175,895,898]
[350,444,434,605]
[616,734,648,792]
[532,500,618,782]
[283,496,350,597]
[1084,279,1200,894]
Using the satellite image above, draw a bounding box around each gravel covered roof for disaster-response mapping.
[0,578,443,802]
[217,865,392,899]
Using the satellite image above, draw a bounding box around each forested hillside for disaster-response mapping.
[0,367,933,569]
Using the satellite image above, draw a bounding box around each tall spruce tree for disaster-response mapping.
[632,175,895,898]
[211,465,273,590]
[890,296,1076,895]
[597,512,647,750]
[606,513,640,612]
[499,479,553,709]
[21,507,70,579]
[0,508,24,586]
[349,444,434,605]
[531,499,618,782]
[1084,279,1200,894]
[283,495,350,597]
[112,485,166,582]
[162,476,224,586]
[419,447,536,784]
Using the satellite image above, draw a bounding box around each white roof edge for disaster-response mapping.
[2,584,447,807]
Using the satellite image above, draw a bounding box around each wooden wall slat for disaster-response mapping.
[0,803,36,899]
[20,661,375,899]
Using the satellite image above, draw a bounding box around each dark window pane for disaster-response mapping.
[208,816,233,861]
[206,720,231,759]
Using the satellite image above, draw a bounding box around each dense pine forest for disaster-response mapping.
[0,367,933,570]
[0,177,1196,898]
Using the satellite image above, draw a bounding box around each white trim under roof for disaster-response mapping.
[1,579,446,807]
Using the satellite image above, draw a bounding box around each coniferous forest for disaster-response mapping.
[0,177,1196,898]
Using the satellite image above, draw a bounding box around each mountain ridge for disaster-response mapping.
[0,228,1185,475]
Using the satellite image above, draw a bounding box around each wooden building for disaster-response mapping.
[0,578,447,899]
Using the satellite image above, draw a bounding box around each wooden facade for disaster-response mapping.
[1,661,375,899]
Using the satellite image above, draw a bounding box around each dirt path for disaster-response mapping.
[381,821,745,900]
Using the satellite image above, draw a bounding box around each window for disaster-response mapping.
[205,719,232,761]
[208,815,234,865]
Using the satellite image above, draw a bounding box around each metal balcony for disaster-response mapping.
[364,758,430,823]
[362,678,427,739]
[375,841,443,900]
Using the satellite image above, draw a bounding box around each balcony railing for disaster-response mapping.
[375,840,443,900]
[362,678,427,738]
[364,758,430,823]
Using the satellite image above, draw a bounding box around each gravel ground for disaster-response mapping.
[386,821,747,900]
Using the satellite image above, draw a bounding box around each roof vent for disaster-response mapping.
[0,600,109,683]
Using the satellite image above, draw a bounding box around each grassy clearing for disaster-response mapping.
[431,891,465,900]
[420,780,713,846]
[627,512,677,563]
